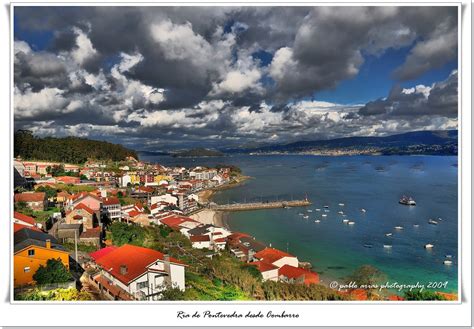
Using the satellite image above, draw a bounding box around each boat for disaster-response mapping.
[383,244,392,248]
[342,219,349,223]
[444,260,453,265]
[399,195,416,206]
[437,217,443,221]
[342,214,347,217]
[298,213,304,216]
[338,211,344,215]
[303,215,309,219]
[323,205,329,209]
[307,209,313,213]
[324,209,330,213]
[338,203,345,206]
[394,226,404,230]
[413,224,420,227]
[315,208,321,211]
[361,208,367,213]
[348,221,355,225]
[424,243,434,249]
[315,220,321,223]
[322,214,327,217]
[445,255,453,258]
[385,233,393,237]
[428,219,438,225]
[363,244,373,248]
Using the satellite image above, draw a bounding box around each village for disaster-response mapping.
[12,156,336,301]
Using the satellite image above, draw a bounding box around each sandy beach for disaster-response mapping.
[190,209,227,228]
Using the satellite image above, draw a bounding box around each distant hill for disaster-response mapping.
[14,130,138,164]
[172,148,225,157]
[225,130,458,156]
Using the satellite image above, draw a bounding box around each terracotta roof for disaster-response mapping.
[190,235,210,242]
[74,203,95,215]
[14,192,46,203]
[160,216,198,229]
[214,237,227,243]
[56,176,80,184]
[14,211,36,226]
[80,227,102,239]
[128,210,143,218]
[57,191,71,198]
[254,248,294,265]
[227,232,250,242]
[278,265,319,285]
[14,222,41,233]
[102,197,120,205]
[89,246,118,261]
[249,261,278,273]
[94,244,185,285]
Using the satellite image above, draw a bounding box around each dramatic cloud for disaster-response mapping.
[13,6,458,150]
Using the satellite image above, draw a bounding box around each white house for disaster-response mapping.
[150,194,178,206]
[120,174,132,187]
[252,248,299,268]
[190,235,212,249]
[92,244,186,301]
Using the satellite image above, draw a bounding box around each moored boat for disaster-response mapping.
[383,244,392,248]
[443,260,453,265]
[348,221,355,225]
[428,219,438,225]
[399,195,416,206]
[394,226,404,230]
[424,243,434,249]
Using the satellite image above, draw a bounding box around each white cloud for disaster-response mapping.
[14,87,70,119]
[71,27,98,65]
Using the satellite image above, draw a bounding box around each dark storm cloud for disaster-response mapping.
[13,6,458,149]
[359,71,458,118]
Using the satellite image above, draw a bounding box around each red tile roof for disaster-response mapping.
[14,192,46,203]
[214,237,227,243]
[94,244,185,285]
[57,191,71,198]
[102,197,120,205]
[254,248,294,265]
[80,227,102,239]
[56,176,80,184]
[128,210,143,218]
[13,223,42,233]
[190,235,210,242]
[89,246,118,261]
[74,203,95,215]
[93,274,134,300]
[249,261,278,273]
[278,265,319,285]
[14,211,36,226]
[160,216,198,229]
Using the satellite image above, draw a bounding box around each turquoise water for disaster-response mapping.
[140,154,458,293]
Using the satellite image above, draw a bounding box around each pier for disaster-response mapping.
[210,199,311,212]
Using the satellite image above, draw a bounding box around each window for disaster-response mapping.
[28,249,35,257]
[24,267,30,273]
[137,281,148,290]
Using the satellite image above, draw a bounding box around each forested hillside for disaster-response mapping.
[14,130,138,164]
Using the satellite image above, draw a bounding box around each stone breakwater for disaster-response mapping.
[210,199,311,211]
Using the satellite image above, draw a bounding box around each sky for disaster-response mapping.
[13,6,458,151]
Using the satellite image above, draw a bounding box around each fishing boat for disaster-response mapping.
[338,203,345,206]
[298,213,304,216]
[444,260,453,265]
[445,255,453,258]
[342,219,349,223]
[428,219,438,225]
[361,208,367,213]
[322,214,327,217]
[394,226,404,230]
[385,233,393,237]
[307,209,313,213]
[363,244,373,248]
[303,215,309,219]
[424,243,434,249]
[324,209,330,213]
[348,221,355,225]
[315,208,321,211]
[338,211,344,215]
[399,195,416,206]
[315,220,321,223]
[413,224,420,227]
[383,244,392,248]
[323,205,329,209]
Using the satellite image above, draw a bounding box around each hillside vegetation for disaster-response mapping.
[14,130,138,164]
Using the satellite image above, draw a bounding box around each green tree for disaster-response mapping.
[110,222,145,246]
[404,290,447,301]
[33,258,73,284]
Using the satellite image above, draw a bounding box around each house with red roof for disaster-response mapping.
[189,235,211,249]
[102,196,121,221]
[248,261,279,281]
[14,192,47,211]
[65,203,96,229]
[253,248,299,268]
[91,244,186,300]
[160,216,200,230]
[278,264,319,285]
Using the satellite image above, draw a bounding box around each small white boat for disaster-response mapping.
[337,211,344,215]
[323,205,329,209]
[445,255,453,258]
[348,221,355,225]
[322,214,327,217]
[413,224,420,227]
[303,215,309,219]
[383,244,392,248]
[315,220,321,223]
[324,209,330,213]
[428,219,438,225]
[298,213,304,216]
[338,203,345,206]
[385,233,393,237]
[315,208,321,211]
[444,260,453,265]
[342,219,349,223]
[361,208,367,213]
[307,209,313,213]
[424,243,434,249]
[342,214,347,217]
[394,226,404,230]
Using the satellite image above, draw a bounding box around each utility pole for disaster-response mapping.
[74,229,78,263]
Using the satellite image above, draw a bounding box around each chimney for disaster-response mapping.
[120,265,128,275]
[45,239,51,249]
